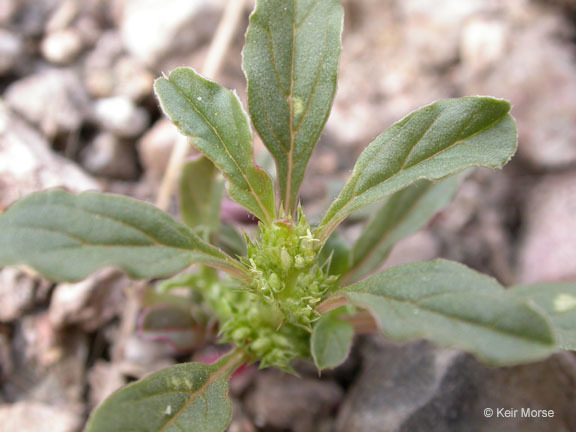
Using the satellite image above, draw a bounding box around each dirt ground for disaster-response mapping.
[1,0,576,431]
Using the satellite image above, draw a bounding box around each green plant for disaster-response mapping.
[1,0,575,430]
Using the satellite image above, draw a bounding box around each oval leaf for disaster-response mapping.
[84,352,244,432]
[180,156,224,234]
[244,0,344,212]
[311,311,354,370]
[155,68,276,224]
[511,283,576,351]
[343,260,556,366]
[316,97,517,241]
[345,177,459,283]
[0,190,245,282]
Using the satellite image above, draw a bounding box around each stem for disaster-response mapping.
[343,311,378,334]
[155,0,247,211]
[316,294,350,314]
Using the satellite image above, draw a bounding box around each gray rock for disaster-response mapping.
[337,337,576,432]
[518,173,576,284]
[0,29,24,75]
[137,118,182,182]
[49,269,127,332]
[0,401,82,432]
[245,370,343,432]
[0,0,19,24]
[0,269,36,322]
[81,132,139,179]
[118,0,223,69]
[460,3,576,169]
[41,28,84,65]
[93,96,149,138]
[0,101,98,209]
[4,68,90,139]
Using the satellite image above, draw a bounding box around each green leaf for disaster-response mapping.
[0,190,246,282]
[343,260,556,366]
[311,310,354,370]
[319,231,351,276]
[179,156,224,234]
[244,0,344,213]
[216,224,247,257]
[511,283,576,350]
[345,177,459,283]
[84,351,244,432]
[155,68,276,224]
[316,97,517,241]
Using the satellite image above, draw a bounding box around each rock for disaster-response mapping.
[245,370,343,432]
[93,96,149,138]
[460,3,576,169]
[0,269,36,322]
[118,0,223,69]
[3,313,88,410]
[0,101,98,209]
[0,29,24,75]
[49,269,127,332]
[41,28,84,65]
[88,361,126,409]
[83,31,153,101]
[460,17,508,74]
[0,401,82,432]
[113,56,154,101]
[137,119,182,182]
[337,337,576,432]
[0,0,19,24]
[81,132,139,179]
[518,173,576,284]
[4,68,90,139]
[83,30,124,98]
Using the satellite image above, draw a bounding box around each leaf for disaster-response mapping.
[311,310,354,370]
[343,260,556,366]
[84,351,244,432]
[139,306,205,352]
[244,0,344,213]
[316,97,517,241]
[180,156,224,234]
[345,177,459,283]
[511,283,576,350]
[155,68,276,224]
[216,224,247,257]
[319,230,351,276]
[0,190,246,282]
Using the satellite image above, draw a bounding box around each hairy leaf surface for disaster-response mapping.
[244,0,343,212]
[345,177,459,283]
[0,190,245,282]
[512,283,576,350]
[317,97,517,241]
[155,68,276,223]
[343,260,556,365]
[311,311,354,370]
[180,156,224,234]
[84,352,244,432]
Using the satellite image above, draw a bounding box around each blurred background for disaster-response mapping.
[1,0,576,431]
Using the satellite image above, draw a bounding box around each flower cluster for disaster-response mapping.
[218,210,338,369]
[245,210,338,329]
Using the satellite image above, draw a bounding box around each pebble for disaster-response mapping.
[4,68,90,139]
[0,29,24,75]
[93,96,149,138]
[41,28,84,65]
[81,132,139,180]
